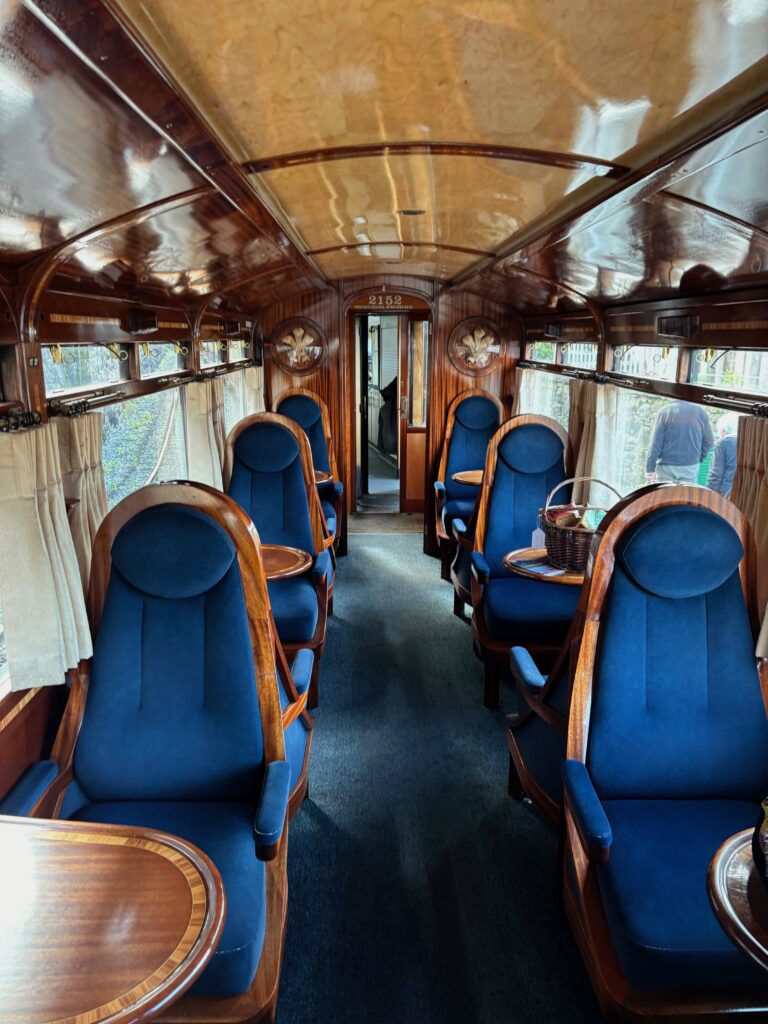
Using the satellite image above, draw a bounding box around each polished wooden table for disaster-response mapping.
[262,543,313,580]
[0,815,224,1024]
[314,469,331,483]
[709,829,768,971]
[451,469,483,486]
[503,546,585,586]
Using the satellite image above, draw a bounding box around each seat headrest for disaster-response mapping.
[234,421,301,472]
[278,394,322,429]
[618,505,744,599]
[111,505,237,599]
[498,423,564,474]
[454,395,499,431]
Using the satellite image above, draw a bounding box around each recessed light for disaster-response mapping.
[398,208,425,216]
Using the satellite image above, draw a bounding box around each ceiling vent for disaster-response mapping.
[126,308,158,335]
[657,314,699,339]
[543,322,564,339]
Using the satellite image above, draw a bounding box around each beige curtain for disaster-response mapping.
[244,365,265,415]
[511,366,535,416]
[731,416,768,632]
[567,379,622,507]
[56,414,107,590]
[0,424,92,691]
[185,380,224,489]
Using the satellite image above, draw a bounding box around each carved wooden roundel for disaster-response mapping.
[271,317,326,376]
[447,318,504,376]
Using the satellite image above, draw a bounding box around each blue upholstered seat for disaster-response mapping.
[568,503,768,995]
[320,499,337,537]
[0,759,58,816]
[278,393,341,542]
[479,422,577,644]
[440,395,500,532]
[63,503,289,999]
[227,419,329,639]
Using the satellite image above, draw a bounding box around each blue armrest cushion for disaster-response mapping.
[313,548,333,583]
[509,647,546,691]
[434,480,446,497]
[254,760,291,854]
[452,517,467,542]
[290,649,314,697]
[471,551,490,585]
[0,760,58,817]
[332,481,344,497]
[561,760,612,855]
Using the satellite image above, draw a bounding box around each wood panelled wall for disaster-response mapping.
[259,277,520,558]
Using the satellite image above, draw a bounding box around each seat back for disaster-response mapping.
[74,485,284,803]
[277,390,333,477]
[582,495,768,801]
[477,416,569,577]
[225,414,321,554]
[443,392,502,502]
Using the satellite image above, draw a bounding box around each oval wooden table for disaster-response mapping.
[451,469,483,487]
[502,546,585,587]
[262,543,313,580]
[0,814,225,1024]
[314,469,331,483]
[709,829,768,971]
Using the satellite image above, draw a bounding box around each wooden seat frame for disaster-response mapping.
[30,481,299,1024]
[435,388,503,581]
[224,412,332,707]
[563,485,768,1022]
[470,413,572,709]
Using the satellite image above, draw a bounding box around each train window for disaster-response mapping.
[518,369,570,430]
[223,370,247,434]
[560,343,597,370]
[101,389,187,508]
[611,344,678,381]
[688,348,768,394]
[138,342,186,378]
[408,320,429,428]
[42,344,127,394]
[0,603,8,697]
[527,341,557,363]
[200,340,225,367]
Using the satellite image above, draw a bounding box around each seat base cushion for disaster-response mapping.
[597,799,765,991]
[483,577,578,645]
[320,500,337,538]
[268,574,319,643]
[442,498,476,534]
[70,801,266,998]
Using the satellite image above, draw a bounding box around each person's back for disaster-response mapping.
[708,413,739,497]
[645,401,714,484]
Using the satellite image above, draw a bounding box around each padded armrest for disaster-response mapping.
[290,649,314,697]
[0,760,58,817]
[313,549,333,583]
[562,760,612,860]
[471,551,490,585]
[452,517,467,542]
[434,480,446,497]
[254,760,291,859]
[509,647,546,691]
[332,480,344,497]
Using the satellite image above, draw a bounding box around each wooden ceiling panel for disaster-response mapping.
[313,245,473,281]
[0,1,205,261]
[113,0,767,164]
[255,155,589,265]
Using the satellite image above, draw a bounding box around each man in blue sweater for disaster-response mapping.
[707,413,739,497]
[645,400,715,484]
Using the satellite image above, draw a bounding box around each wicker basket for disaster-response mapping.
[539,477,622,572]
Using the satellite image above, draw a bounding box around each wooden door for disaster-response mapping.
[399,314,429,513]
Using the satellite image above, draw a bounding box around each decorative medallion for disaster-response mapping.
[447,318,504,376]
[271,317,326,376]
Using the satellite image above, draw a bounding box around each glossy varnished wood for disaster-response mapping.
[709,830,768,974]
[0,814,224,1024]
[261,544,312,581]
[503,547,584,587]
[451,470,483,487]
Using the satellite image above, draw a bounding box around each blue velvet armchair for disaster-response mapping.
[276,388,343,560]
[434,389,502,581]
[31,483,294,1021]
[224,412,332,707]
[563,487,768,1019]
[470,414,578,708]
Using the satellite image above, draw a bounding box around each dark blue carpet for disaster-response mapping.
[278,534,600,1022]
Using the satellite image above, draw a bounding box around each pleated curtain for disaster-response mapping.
[0,423,92,691]
[567,379,621,508]
[730,416,768,648]
[511,366,535,416]
[185,379,225,489]
[56,414,108,591]
[244,365,265,415]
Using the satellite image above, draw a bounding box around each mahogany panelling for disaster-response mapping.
[607,293,768,350]
[0,687,54,803]
[525,313,597,345]
[37,291,193,345]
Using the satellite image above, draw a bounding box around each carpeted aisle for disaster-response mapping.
[278,534,600,1023]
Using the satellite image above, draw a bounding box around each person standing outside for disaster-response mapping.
[707,412,739,497]
[645,400,715,484]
